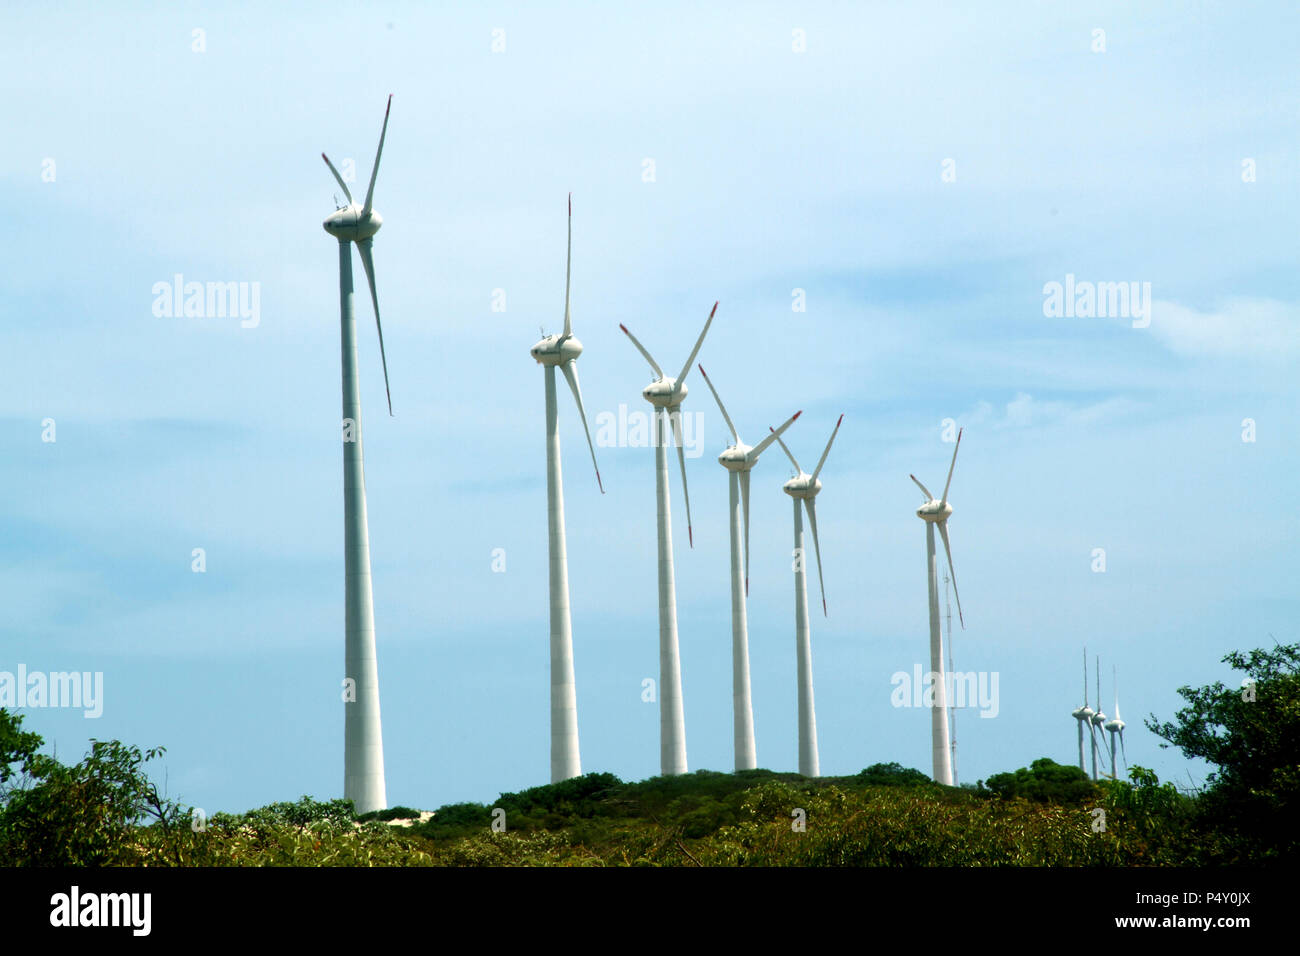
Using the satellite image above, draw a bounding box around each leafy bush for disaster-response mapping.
[0,733,186,866]
[984,757,1097,804]
[855,762,932,787]
[358,805,423,822]
[1147,642,1300,863]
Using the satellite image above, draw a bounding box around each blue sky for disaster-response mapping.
[1,1,1296,813]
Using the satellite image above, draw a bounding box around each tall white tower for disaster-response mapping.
[620,305,719,775]
[530,195,604,783]
[321,96,396,814]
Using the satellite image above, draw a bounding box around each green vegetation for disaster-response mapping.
[1,640,1294,866]
[984,756,1097,804]
[1146,641,1300,863]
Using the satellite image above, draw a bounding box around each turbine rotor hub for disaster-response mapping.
[717,445,753,471]
[642,378,683,408]
[531,334,583,366]
[917,500,953,522]
[783,474,821,498]
[323,204,382,241]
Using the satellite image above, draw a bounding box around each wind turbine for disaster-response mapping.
[1090,656,1108,781]
[1103,665,1127,780]
[530,195,604,783]
[910,428,965,786]
[321,95,395,814]
[696,365,801,771]
[772,414,843,778]
[1070,647,1095,776]
[620,303,718,776]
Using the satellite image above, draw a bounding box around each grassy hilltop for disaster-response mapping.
[0,757,1277,867]
[1,641,1295,866]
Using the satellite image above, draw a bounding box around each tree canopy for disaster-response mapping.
[1146,641,1299,861]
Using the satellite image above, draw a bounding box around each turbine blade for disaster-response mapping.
[749,410,801,461]
[739,468,751,595]
[560,361,603,493]
[356,238,392,416]
[771,429,802,473]
[321,153,354,204]
[1113,666,1121,721]
[563,193,573,338]
[811,413,844,481]
[697,364,739,444]
[937,520,964,628]
[940,427,962,507]
[805,497,827,616]
[619,324,663,378]
[361,94,392,217]
[910,474,935,501]
[669,404,693,547]
[675,301,717,389]
[1119,728,1127,766]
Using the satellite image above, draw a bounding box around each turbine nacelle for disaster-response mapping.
[1075,705,1095,721]
[534,195,602,494]
[717,443,755,471]
[642,377,684,407]
[782,473,822,499]
[910,427,966,631]
[320,96,395,416]
[531,333,583,366]
[1104,716,1124,733]
[1091,710,1107,728]
[322,204,383,242]
[620,303,720,550]
[916,498,953,522]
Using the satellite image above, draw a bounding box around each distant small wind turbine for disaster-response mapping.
[620,304,719,775]
[1070,647,1095,776]
[320,95,395,814]
[1090,656,1108,781]
[1103,665,1127,780]
[696,364,800,771]
[910,429,966,786]
[772,414,843,778]
[530,194,604,783]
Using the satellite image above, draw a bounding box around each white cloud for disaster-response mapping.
[957,393,1140,431]
[1150,298,1300,359]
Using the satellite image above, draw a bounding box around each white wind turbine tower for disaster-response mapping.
[530,195,604,783]
[696,365,801,771]
[320,95,395,814]
[1090,656,1108,781]
[910,428,966,786]
[1070,647,1094,776]
[620,304,718,776]
[945,568,957,785]
[1103,665,1127,780]
[772,415,843,778]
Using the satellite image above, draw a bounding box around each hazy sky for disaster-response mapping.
[2,1,1296,813]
